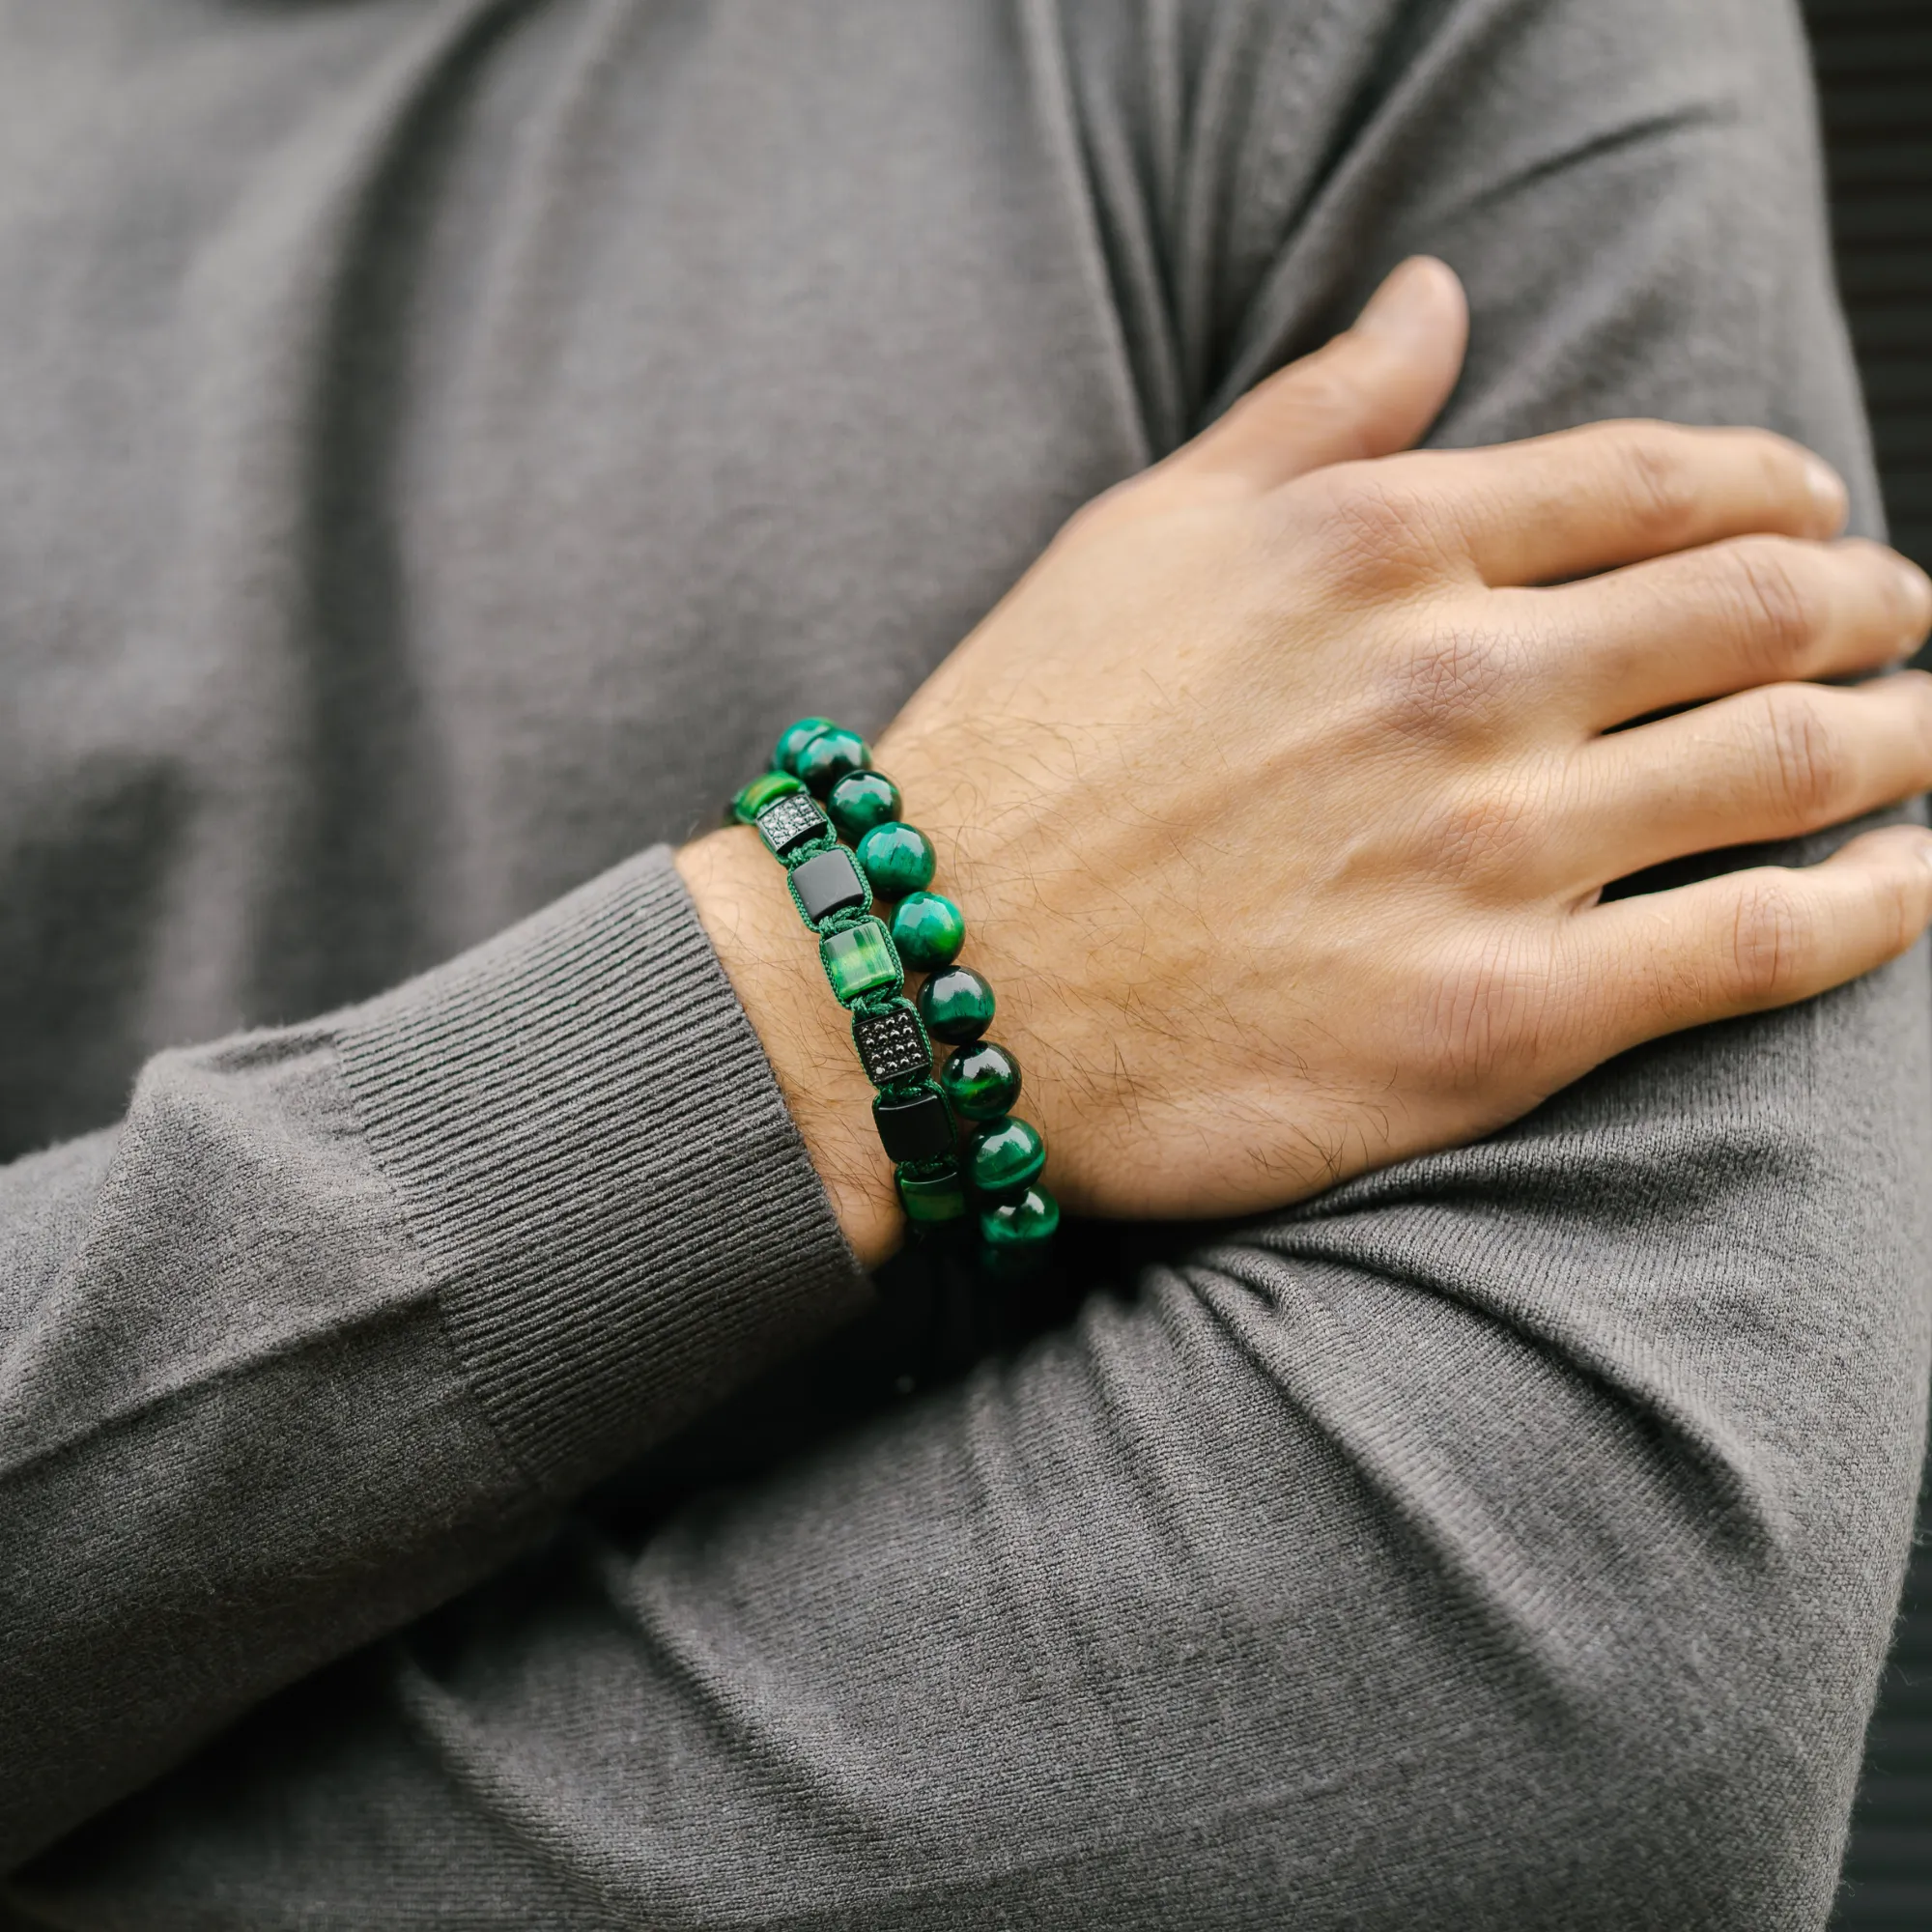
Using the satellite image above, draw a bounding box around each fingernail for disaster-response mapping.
[1354,257,1446,347]
[1918,838,1932,875]
[1804,455,1848,531]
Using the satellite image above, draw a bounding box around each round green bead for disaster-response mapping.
[827,769,902,840]
[731,769,804,824]
[941,1038,1020,1121]
[856,821,936,898]
[917,965,995,1044]
[773,717,837,774]
[980,1183,1060,1252]
[890,890,964,970]
[969,1116,1045,1197]
[793,725,872,796]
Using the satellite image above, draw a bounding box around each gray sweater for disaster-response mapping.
[0,1,1924,1926]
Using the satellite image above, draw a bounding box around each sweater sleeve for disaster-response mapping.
[12,951,1923,1931]
[8,1,1924,1928]
[0,846,868,1869]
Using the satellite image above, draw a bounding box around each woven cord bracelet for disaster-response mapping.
[729,717,1059,1275]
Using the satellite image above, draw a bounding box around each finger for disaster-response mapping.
[1571,674,1932,884]
[1169,258,1468,497]
[1378,419,1850,587]
[1571,823,1932,1057]
[1533,536,1932,731]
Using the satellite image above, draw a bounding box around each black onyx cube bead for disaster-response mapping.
[873,1087,956,1163]
[790,846,869,924]
[755,790,828,860]
[852,1003,931,1087]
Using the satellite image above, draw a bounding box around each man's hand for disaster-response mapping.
[684,259,1932,1257]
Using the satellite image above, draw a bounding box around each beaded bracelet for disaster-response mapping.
[729,717,1058,1275]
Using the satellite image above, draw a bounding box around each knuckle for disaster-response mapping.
[1417,767,1547,882]
[1725,875,1813,1005]
[1756,687,1845,825]
[1608,429,1700,546]
[1379,613,1518,740]
[1719,542,1818,673]
[1302,467,1446,589]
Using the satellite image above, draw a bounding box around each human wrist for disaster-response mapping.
[676,826,904,1269]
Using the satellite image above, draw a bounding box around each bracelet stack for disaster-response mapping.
[730,718,1058,1275]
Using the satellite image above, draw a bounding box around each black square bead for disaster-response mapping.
[853,1004,931,1086]
[791,846,869,924]
[873,1088,956,1163]
[755,791,828,859]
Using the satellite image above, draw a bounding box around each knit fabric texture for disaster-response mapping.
[0,1,1925,1927]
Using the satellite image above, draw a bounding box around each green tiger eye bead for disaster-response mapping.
[826,769,902,840]
[793,726,872,796]
[773,716,838,774]
[730,769,804,824]
[897,1167,969,1226]
[917,965,995,1044]
[890,891,965,970]
[980,1183,1060,1257]
[856,821,936,898]
[940,1038,1020,1121]
[820,917,903,1003]
[968,1116,1045,1198]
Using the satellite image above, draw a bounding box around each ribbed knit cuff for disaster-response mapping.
[334,846,870,1497]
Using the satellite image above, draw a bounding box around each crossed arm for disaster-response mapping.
[3,0,1930,1926]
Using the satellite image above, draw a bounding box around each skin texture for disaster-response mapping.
[679,260,1932,1267]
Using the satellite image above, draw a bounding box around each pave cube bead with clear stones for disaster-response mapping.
[852,1004,931,1086]
[755,790,828,859]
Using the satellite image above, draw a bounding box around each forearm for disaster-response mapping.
[0,848,867,1867]
[16,940,1923,1932]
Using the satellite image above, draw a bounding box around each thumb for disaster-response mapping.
[1176,256,1468,496]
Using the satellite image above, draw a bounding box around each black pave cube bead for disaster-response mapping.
[755,791,828,859]
[791,846,870,924]
[852,1003,931,1087]
[873,1087,956,1163]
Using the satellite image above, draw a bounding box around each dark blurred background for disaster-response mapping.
[1803,2,1932,1920]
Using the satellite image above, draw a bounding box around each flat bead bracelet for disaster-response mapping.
[729,717,1058,1275]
